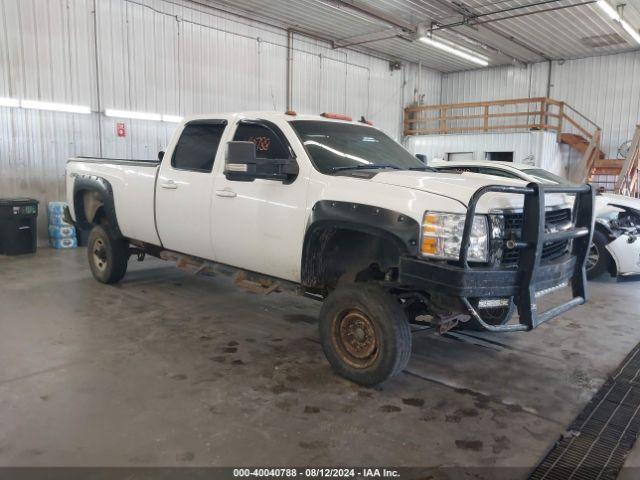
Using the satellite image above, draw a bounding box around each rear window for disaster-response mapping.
[172,122,227,172]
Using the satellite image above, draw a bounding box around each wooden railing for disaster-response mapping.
[403,97,599,139]
[615,125,640,197]
[404,97,603,183]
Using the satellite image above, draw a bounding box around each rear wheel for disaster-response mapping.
[87,225,129,284]
[586,230,610,280]
[319,283,411,386]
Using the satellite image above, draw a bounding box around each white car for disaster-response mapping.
[432,160,640,280]
[65,112,595,386]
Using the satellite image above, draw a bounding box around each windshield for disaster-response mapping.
[290,120,426,174]
[521,168,573,185]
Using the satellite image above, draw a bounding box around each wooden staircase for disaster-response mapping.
[615,125,640,197]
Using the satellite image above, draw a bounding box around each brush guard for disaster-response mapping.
[400,182,595,332]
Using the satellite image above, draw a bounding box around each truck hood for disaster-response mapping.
[599,193,640,212]
[370,170,569,212]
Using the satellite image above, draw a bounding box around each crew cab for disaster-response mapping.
[65,112,595,386]
[431,160,640,280]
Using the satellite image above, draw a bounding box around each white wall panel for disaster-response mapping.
[551,52,640,159]
[442,63,549,104]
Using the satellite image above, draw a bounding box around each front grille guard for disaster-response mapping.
[459,182,595,332]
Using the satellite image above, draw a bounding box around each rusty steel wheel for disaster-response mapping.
[319,283,411,386]
[92,238,108,272]
[332,309,380,369]
[87,224,129,284]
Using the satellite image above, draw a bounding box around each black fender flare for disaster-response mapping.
[594,219,616,241]
[301,200,421,286]
[72,174,123,238]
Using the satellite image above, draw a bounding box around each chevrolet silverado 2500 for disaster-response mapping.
[66,112,595,386]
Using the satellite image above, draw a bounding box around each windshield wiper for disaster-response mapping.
[331,164,401,172]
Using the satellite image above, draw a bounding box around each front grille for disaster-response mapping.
[500,208,572,266]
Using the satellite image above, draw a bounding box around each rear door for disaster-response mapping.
[155,120,227,259]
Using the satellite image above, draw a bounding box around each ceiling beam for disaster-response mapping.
[427,0,552,60]
[326,0,415,32]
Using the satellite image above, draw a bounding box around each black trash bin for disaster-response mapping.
[0,198,39,255]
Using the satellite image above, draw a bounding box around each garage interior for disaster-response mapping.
[1,0,640,478]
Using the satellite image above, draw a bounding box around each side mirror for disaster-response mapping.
[158,151,165,162]
[415,153,427,164]
[224,141,299,183]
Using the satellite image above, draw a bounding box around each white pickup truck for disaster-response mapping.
[66,111,595,386]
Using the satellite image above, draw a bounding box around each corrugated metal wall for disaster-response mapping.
[441,52,640,159]
[551,52,640,160]
[0,0,441,241]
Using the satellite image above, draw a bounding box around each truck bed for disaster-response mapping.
[66,156,161,245]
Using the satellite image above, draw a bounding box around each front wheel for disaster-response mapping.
[319,283,412,386]
[586,230,610,280]
[87,225,129,284]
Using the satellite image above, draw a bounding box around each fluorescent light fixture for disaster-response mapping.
[419,36,489,67]
[21,100,90,114]
[161,114,183,123]
[105,109,162,121]
[595,1,640,45]
[596,0,620,20]
[621,19,640,44]
[0,97,20,107]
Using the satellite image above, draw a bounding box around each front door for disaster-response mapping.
[155,120,227,259]
[210,119,309,282]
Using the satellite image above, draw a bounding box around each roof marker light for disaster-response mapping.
[418,36,489,67]
[321,112,353,121]
[285,110,297,116]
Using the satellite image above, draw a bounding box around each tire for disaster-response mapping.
[586,230,610,280]
[87,225,129,284]
[319,283,412,386]
[459,298,515,331]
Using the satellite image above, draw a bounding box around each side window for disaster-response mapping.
[172,122,226,172]
[233,122,290,160]
[440,167,478,174]
[478,168,520,180]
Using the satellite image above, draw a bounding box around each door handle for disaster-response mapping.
[215,188,237,198]
[160,180,178,190]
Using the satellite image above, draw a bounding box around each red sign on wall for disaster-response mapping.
[116,122,126,137]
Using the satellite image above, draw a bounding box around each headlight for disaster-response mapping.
[421,212,489,262]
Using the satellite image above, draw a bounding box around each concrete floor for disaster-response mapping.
[1,248,639,474]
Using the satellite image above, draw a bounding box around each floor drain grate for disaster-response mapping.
[530,344,640,480]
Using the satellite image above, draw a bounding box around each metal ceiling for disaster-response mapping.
[200,0,640,72]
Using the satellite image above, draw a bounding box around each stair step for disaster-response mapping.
[559,133,606,159]
[591,159,624,176]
